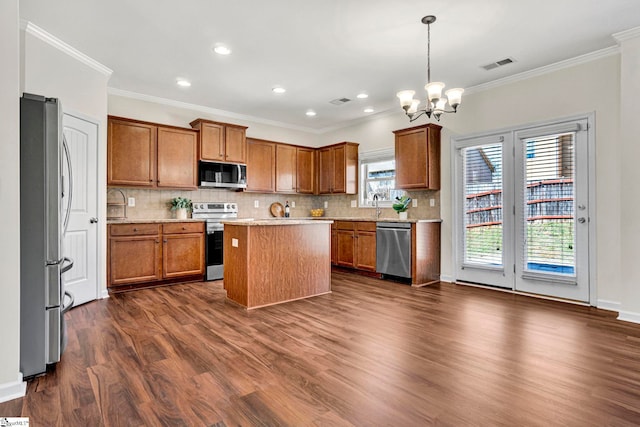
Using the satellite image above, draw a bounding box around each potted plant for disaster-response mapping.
[392,195,412,220]
[170,197,192,220]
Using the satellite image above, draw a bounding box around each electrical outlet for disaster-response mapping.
[128,197,135,207]
[351,200,357,208]
[324,201,328,209]
[412,199,418,208]
[430,198,435,207]
[254,200,259,208]
[232,238,239,247]
[291,201,296,208]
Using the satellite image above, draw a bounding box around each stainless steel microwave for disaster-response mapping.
[198,161,247,189]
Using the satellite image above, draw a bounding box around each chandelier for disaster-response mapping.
[397,15,463,122]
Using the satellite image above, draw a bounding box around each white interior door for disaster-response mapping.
[62,114,98,306]
[454,117,592,303]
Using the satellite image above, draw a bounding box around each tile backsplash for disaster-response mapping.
[108,188,441,220]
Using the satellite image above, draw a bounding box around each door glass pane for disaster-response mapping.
[523,133,575,276]
[463,144,503,266]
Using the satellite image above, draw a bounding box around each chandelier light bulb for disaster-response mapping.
[445,88,464,110]
[396,90,416,109]
[425,82,445,103]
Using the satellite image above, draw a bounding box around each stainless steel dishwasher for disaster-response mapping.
[376,222,412,278]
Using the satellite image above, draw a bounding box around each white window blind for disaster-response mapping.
[522,133,575,276]
[462,143,503,266]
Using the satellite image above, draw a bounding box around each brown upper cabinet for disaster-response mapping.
[275,144,297,193]
[246,138,276,192]
[107,116,197,189]
[189,118,247,164]
[247,138,318,194]
[296,147,315,194]
[393,124,441,190]
[318,142,359,194]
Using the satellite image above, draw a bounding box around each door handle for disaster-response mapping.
[578,217,586,224]
[90,217,98,223]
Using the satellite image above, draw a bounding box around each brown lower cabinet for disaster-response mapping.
[108,221,204,289]
[331,220,442,286]
[333,221,377,272]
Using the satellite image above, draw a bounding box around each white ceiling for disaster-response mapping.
[20,0,640,133]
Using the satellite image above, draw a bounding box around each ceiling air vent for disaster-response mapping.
[481,57,515,71]
[329,97,352,106]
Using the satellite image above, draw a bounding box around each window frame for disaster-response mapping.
[358,148,404,208]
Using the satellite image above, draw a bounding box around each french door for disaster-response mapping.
[454,117,592,302]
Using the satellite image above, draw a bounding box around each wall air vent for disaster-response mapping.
[329,97,351,105]
[481,57,515,71]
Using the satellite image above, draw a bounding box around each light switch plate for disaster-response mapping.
[324,201,329,208]
[232,238,239,247]
[128,197,135,207]
[412,199,418,208]
[254,200,259,208]
[292,201,296,208]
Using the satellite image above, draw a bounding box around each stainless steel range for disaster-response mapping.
[192,202,238,281]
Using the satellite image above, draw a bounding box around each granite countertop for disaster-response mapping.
[107,218,205,224]
[221,218,334,226]
[316,217,442,223]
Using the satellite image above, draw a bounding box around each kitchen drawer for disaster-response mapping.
[163,222,204,234]
[356,222,377,232]
[109,223,160,236]
[336,221,355,230]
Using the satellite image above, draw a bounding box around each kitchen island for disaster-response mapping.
[222,219,333,309]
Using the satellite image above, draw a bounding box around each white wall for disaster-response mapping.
[0,0,26,402]
[617,31,640,322]
[108,94,322,147]
[320,54,623,306]
[22,23,111,298]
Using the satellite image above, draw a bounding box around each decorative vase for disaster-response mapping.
[398,211,408,220]
[176,208,188,220]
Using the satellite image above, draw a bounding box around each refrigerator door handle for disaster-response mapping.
[62,135,73,236]
[61,257,74,274]
[61,290,74,314]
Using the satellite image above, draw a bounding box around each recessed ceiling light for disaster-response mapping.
[176,78,191,87]
[306,110,317,117]
[357,93,369,99]
[213,44,232,55]
[364,107,374,113]
[272,86,286,94]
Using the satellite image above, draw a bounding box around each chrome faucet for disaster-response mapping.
[373,194,381,219]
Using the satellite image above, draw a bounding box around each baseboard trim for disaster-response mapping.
[0,373,26,403]
[596,299,621,313]
[617,310,640,325]
[439,274,454,283]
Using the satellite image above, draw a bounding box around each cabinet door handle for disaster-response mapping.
[163,239,168,243]
[133,227,138,232]
[156,239,160,244]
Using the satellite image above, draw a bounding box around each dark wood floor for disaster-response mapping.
[3,271,640,426]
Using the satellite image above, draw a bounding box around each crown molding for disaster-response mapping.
[613,26,640,43]
[107,87,323,134]
[21,20,112,77]
[465,46,619,95]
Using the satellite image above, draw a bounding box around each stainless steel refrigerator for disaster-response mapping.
[20,93,75,378]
